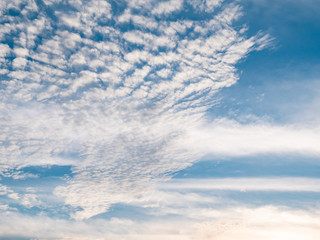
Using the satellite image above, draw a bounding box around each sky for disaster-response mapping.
[0,0,320,239]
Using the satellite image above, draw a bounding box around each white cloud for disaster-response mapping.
[0,206,319,240]
[20,193,42,208]
[13,47,28,57]
[0,184,11,196]
[152,0,183,15]
[159,177,320,192]
[157,68,172,79]
[0,43,10,57]
[188,0,224,12]
[0,0,276,220]
[191,206,320,240]
[118,9,158,29]
[60,13,82,28]
[126,0,155,10]
[0,212,192,239]
[7,192,20,200]
[0,182,41,208]
[206,0,224,11]
[179,119,320,157]
[12,57,27,69]
[0,2,319,239]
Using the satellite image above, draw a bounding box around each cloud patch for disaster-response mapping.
[0,0,272,219]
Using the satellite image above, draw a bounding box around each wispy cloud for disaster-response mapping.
[0,206,319,240]
[159,177,320,192]
[179,119,320,157]
[191,206,320,240]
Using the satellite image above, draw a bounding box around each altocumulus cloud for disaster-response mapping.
[1,0,305,223]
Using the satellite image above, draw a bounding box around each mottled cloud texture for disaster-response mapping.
[0,0,270,220]
[1,0,317,231]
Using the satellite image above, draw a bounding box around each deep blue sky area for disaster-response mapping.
[174,155,320,178]
[209,0,320,123]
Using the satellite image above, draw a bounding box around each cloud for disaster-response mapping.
[191,206,320,240]
[0,0,273,220]
[188,0,224,12]
[152,0,183,15]
[179,119,320,157]
[159,177,320,192]
[0,211,193,239]
[0,206,319,240]
[0,183,41,208]
[0,2,319,239]
[118,9,158,29]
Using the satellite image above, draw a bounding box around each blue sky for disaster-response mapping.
[0,0,320,239]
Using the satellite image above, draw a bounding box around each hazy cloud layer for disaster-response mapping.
[0,205,319,240]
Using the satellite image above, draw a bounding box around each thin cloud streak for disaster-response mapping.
[180,119,320,157]
[0,206,319,240]
[159,177,320,192]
